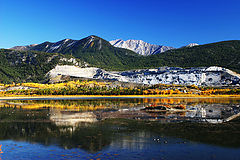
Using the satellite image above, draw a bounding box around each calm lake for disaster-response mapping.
[0,97,240,160]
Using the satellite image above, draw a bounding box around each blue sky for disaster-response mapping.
[0,0,240,48]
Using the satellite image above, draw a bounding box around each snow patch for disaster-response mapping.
[66,41,77,47]
[64,39,70,43]
[49,44,61,51]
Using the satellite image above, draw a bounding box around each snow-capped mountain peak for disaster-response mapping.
[109,39,174,56]
[186,43,199,47]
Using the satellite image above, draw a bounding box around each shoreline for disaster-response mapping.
[0,94,240,100]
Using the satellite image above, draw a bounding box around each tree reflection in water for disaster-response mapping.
[0,98,240,153]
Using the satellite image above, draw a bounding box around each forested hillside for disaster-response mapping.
[141,40,240,73]
[13,36,240,72]
[0,49,83,83]
[3,39,240,83]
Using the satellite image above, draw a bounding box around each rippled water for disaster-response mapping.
[0,98,240,160]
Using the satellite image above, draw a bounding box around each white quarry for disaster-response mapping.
[47,65,240,86]
[48,65,99,79]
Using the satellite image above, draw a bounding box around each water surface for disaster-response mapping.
[0,98,240,160]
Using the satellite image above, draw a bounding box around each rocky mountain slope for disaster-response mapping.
[109,39,174,56]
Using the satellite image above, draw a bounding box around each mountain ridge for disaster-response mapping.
[11,35,141,70]
[8,36,240,73]
[10,37,200,56]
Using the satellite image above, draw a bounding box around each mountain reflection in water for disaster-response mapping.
[0,98,240,158]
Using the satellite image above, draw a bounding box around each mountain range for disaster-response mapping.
[0,35,239,84]
[11,36,141,70]
[11,36,197,56]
